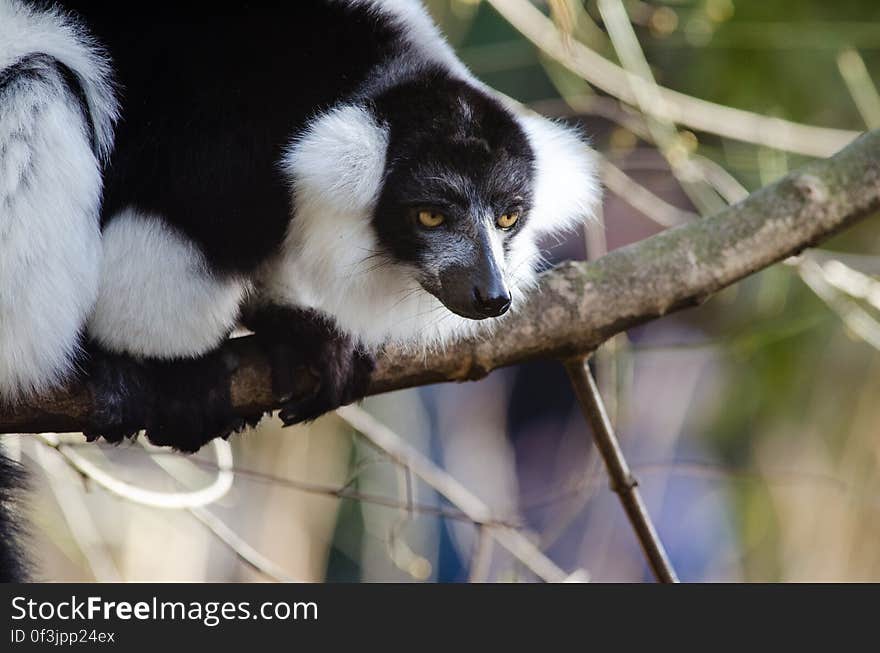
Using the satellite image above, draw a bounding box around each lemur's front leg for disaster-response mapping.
[243,305,374,425]
[84,343,262,453]
[84,305,373,449]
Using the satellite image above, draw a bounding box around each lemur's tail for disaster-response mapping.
[0,1,116,403]
[0,2,117,581]
[0,449,26,582]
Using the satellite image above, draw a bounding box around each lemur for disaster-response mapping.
[0,0,600,581]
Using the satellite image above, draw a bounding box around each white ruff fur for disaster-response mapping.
[264,99,599,351]
[517,115,602,239]
[89,209,250,359]
[340,0,473,81]
[0,2,117,402]
[261,3,601,350]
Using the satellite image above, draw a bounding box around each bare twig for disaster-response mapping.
[32,443,123,582]
[597,0,725,215]
[60,444,522,527]
[467,527,494,583]
[189,507,301,583]
[336,405,581,583]
[837,49,880,130]
[486,0,859,157]
[563,358,678,583]
[37,435,300,582]
[799,257,880,351]
[36,434,234,510]
[600,157,698,227]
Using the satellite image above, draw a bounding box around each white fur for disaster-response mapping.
[0,0,118,162]
[340,0,474,81]
[345,1,601,237]
[517,114,602,238]
[0,0,597,389]
[264,4,601,351]
[89,209,250,359]
[268,4,599,352]
[0,67,102,402]
[263,104,546,351]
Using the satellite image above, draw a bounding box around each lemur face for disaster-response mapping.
[284,69,598,349]
[372,75,535,320]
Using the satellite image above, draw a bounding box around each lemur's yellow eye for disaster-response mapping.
[418,210,445,228]
[497,212,520,229]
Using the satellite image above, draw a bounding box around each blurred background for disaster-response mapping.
[8,0,880,582]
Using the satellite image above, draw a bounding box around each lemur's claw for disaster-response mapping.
[278,404,304,426]
[274,347,374,426]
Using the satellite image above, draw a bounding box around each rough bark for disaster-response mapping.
[2,130,879,434]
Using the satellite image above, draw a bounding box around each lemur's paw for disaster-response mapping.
[143,351,262,453]
[83,345,262,453]
[276,342,374,425]
[83,346,156,445]
[246,305,374,426]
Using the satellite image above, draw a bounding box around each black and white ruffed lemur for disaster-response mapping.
[0,0,600,580]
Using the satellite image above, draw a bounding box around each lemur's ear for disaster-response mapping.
[282,104,389,215]
[518,114,602,237]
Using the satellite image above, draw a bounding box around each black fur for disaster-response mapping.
[17,0,535,429]
[56,0,407,274]
[3,0,553,580]
[371,72,534,264]
[0,449,26,583]
[370,72,534,316]
[84,303,374,448]
[243,305,374,425]
[84,343,263,453]
[53,0,534,451]
[38,0,406,449]
[52,1,536,274]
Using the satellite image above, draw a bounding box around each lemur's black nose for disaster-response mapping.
[472,286,512,318]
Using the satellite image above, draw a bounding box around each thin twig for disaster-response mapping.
[36,434,234,510]
[798,257,880,351]
[837,49,880,130]
[467,526,495,583]
[597,0,725,215]
[600,157,698,227]
[189,507,301,583]
[386,456,431,580]
[540,41,880,363]
[563,358,679,583]
[336,405,583,583]
[37,435,300,582]
[52,442,523,527]
[32,443,123,582]
[486,0,859,157]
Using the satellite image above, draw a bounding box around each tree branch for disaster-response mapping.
[3,130,879,435]
[564,358,677,583]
